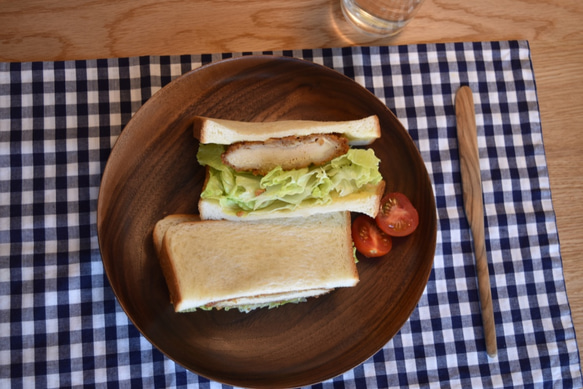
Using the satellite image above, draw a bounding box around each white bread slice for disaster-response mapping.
[153,214,200,254]
[199,181,385,221]
[193,115,381,146]
[154,216,332,311]
[157,212,358,312]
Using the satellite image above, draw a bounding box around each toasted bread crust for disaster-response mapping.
[373,179,386,215]
[158,232,183,309]
[342,211,359,281]
[192,116,207,143]
[153,214,200,254]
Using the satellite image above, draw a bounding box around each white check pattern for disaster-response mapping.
[1,40,581,388]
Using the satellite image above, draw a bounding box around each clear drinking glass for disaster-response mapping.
[341,0,425,37]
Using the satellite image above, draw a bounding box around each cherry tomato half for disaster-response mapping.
[352,215,393,258]
[376,192,419,237]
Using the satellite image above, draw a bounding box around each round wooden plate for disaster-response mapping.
[97,56,437,388]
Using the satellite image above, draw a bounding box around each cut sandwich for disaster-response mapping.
[193,115,386,221]
[155,212,358,313]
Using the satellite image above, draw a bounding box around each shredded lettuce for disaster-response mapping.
[197,143,382,216]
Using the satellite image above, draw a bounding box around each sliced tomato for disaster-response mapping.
[352,215,393,258]
[376,192,419,237]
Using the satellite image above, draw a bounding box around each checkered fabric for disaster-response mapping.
[1,40,581,388]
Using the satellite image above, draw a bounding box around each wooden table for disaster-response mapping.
[2,0,582,360]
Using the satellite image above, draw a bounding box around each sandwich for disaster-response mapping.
[155,212,358,313]
[193,115,386,221]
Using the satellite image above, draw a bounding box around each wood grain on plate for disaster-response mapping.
[97,56,437,388]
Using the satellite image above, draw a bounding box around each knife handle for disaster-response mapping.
[456,86,498,358]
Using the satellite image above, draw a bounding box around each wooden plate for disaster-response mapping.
[97,56,437,388]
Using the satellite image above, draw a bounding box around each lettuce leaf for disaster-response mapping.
[197,143,382,216]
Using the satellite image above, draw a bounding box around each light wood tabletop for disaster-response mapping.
[2,0,582,361]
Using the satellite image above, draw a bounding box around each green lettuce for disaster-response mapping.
[197,143,382,216]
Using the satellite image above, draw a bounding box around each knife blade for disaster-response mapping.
[455,85,498,358]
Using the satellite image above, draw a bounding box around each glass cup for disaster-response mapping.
[341,0,425,37]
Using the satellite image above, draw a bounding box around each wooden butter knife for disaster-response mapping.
[455,86,498,358]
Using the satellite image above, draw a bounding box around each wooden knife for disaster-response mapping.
[455,85,498,358]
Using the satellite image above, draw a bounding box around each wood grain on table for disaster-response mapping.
[2,0,582,361]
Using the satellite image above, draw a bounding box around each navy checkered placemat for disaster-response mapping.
[1,40,581,388]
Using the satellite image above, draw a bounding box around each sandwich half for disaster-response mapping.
[156,212,358,313]
[194,115,386,221]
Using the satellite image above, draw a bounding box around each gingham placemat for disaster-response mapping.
[1,40,581,388]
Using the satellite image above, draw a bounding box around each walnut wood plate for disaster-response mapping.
[97,56,437,388]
